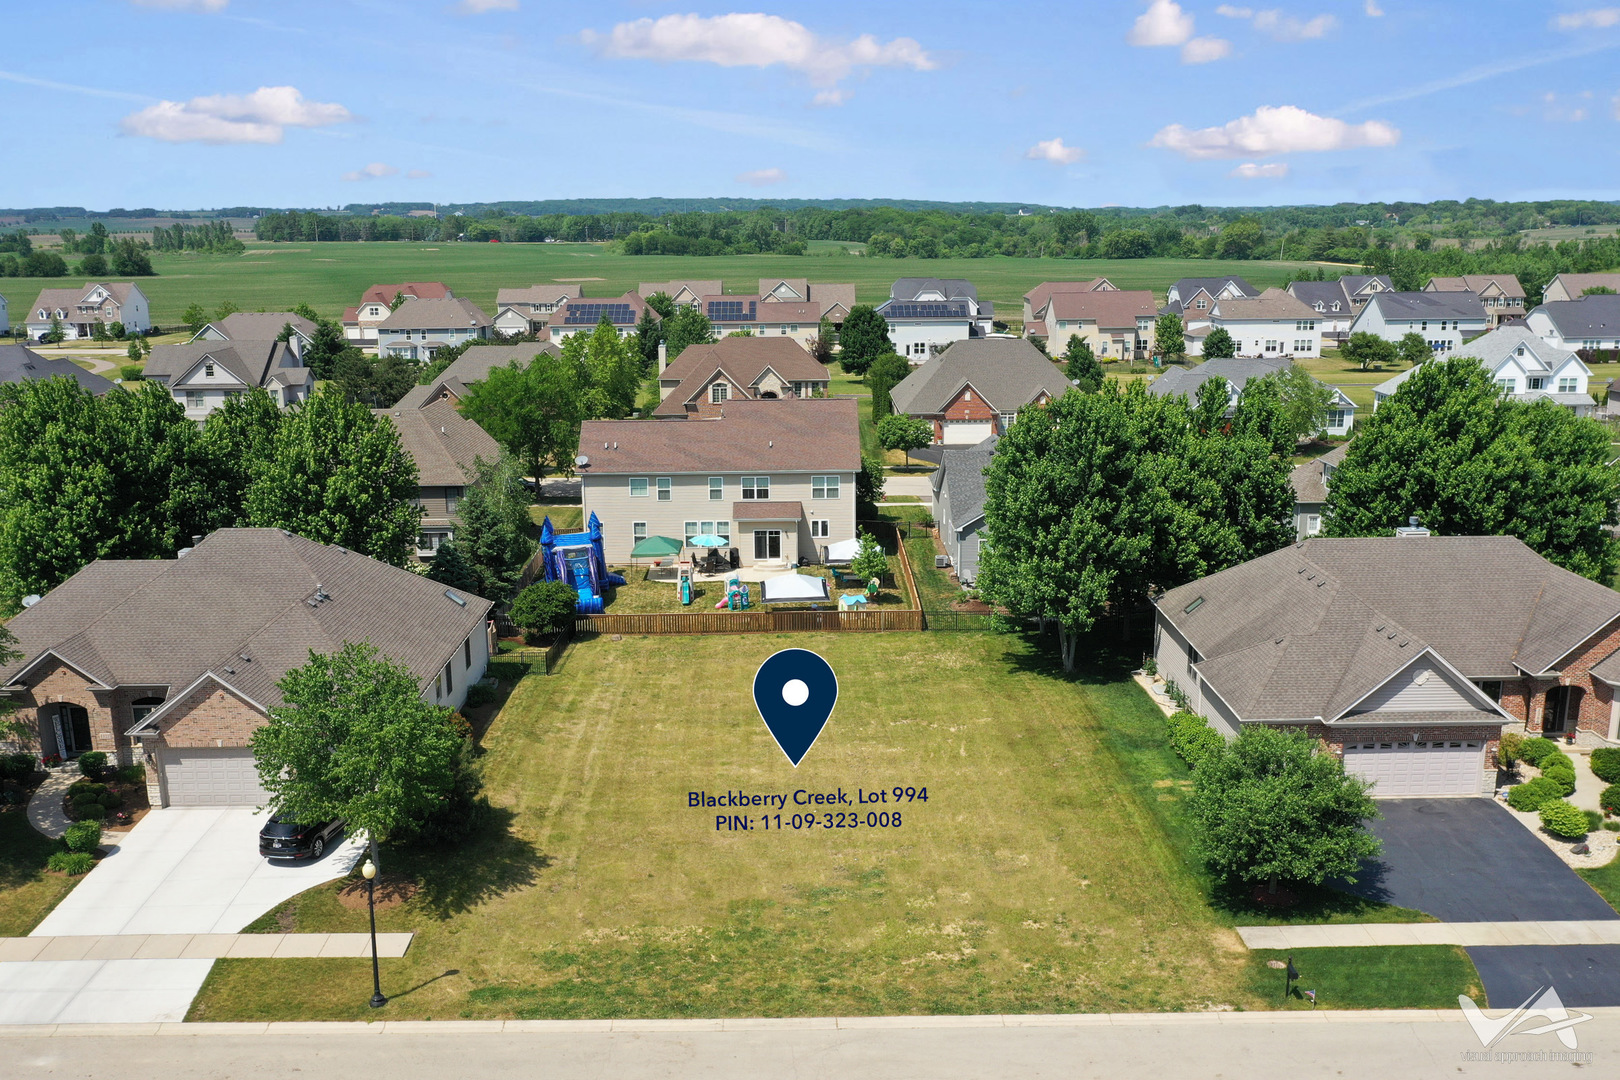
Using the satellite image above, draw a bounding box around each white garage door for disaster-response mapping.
[1343,738,1484,797]
[159,747,270,806]
[940,421,994,444]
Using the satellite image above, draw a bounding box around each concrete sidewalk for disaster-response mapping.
[1236,920,1620,949]
[0,934,413,962]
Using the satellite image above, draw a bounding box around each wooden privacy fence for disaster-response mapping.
[575,608,924,636]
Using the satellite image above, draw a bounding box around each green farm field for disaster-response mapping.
[1,244,1328,329]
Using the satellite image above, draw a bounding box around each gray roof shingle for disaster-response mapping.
[935,439,997,531]
[0,344,117,395]
[393,342,561,409]
[889,338,1066,416]
[1532,295,1620,338]
[377,399,502,486]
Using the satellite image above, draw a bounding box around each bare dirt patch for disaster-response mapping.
[337,874,419,912]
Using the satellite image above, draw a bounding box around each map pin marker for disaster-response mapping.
[753,648,838,766]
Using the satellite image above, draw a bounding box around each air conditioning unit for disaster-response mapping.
[935,555,950,568]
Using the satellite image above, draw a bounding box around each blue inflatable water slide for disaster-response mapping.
[538,512,625,615]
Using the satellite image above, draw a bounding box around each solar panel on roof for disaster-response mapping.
[884,303,969,319]
[564,303,635,325]
[706,300,757,322]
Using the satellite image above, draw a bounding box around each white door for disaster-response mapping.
[158,747,270,806]
[1343,739,1484,797]
[940,420,994,444]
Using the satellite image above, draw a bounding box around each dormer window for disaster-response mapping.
[710,382,729,404]
[1516,346,1525,356]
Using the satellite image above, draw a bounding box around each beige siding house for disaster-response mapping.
[654,336,830,418]
[578,398,861,567]
[376,398,504,560]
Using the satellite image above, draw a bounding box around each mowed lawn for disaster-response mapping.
[0,807,78,938]
[0,244,1327,329]
[187,632,1472,1022]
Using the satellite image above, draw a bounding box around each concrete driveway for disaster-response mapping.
[0,807,365,1025]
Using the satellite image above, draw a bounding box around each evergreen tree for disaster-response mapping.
[1063,337,1104,391]
[866,352,911,421]
[449,455,536,601]
[837,305,892,376]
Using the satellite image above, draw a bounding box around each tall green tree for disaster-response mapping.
[193,388,284,531]
[633,305,664,371]
[810,314,836,363]
[461,354,591,481]
[1153,313,1185,358]
[246,390,422,566]
[1063,337,1104,391]
[866,352,911,421]
[878,413,933,466]
[251,643,465,867]
[181,303,208,332]
[449,455,535,601]
[1200,327,1235,360]
[1341,331,1398,371]
[837,305,892,376]
[574,316,641,418]
[1397,331,1431,367]
[662,306,716,362]
[1190,727,1380,894]
[642,291,676,319]
[426,541,482,594]
[1260,366,1337,446]
[333,350,420,408]
[1324,357,1620,579]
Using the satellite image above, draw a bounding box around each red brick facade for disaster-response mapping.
[1494,616,1620,741]
[926,387,1050,442]
[7,660,153,766]
[1287,722,1505,769]
[151,681,267,748]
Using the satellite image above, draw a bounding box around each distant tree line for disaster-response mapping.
[150,220,244,254]
[0,228,154,278]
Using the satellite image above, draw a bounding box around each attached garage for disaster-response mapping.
[1343,738,1486,797]
[939,420,994,444]
[157,747,270,806]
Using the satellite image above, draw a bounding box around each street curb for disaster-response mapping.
[9,1008,1620,1036]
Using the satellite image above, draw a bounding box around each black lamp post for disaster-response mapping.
[362,858,387,1009]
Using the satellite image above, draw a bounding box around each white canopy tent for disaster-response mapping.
[761,573,831,604]
[823,538,860,564]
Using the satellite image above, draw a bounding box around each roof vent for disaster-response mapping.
[239,654,252,663]
[223,666,235,675]
[21,594,41,608]
[445,589,467,607]
[1183,596,1205,614]
[1394,515,1432,538]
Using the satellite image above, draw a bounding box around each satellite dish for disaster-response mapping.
[575,454,590,466]
[21,594,42,608]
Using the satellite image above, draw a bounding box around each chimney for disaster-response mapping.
[1394,515,1432,538]
[658,341,668,374]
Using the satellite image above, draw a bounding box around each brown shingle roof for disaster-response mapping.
[0,529,493,714]
[1287,443,1349,505]
[889,338,1066,416]
[579,398,860,475]
[377,399,501,486]
[1024,279,1114,315]
[660,335,826,385]
[209,312,316,341]
[1211,287,1318,321]
[377,297,491,331]
[1045,289,1158,327]
[393,342,562,410]
[1427,275,1526,299]
[496,284,581,307]
[361,282,452,305]
[638,280,722,300]
[733,500,802,520]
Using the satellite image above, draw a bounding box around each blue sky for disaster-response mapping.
[3,0,1619,210]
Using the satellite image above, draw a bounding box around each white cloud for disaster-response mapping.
[1025,137,1085,164]
[454,0,518,13]
[129,0,228,10]
[1215,5,1254,17]
[341,162,399,181]
[1252,10,1337,39]
[1230,161,1289,178]
[811,88,850,107]
[120,85,351,144]
[582,13,934,103]
[736,167,787,186]
[407,169,433,179]
[1150,104,1400,159]
[1364,0,1384,15]
[1553,8,1620,30]
[1181,37,1232,62]
[1128,0,1195,46]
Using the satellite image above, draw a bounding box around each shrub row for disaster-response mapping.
[1601,783,1620,817]
[1506,777,1563,812]
[1163,710,1224,769]
[1591,747,1620,784]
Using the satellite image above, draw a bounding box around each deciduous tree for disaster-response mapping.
[1397,331,1431,368]
[878,413,932,466]
[837,305,892,376]
[661,306,715,362]
[1153,313,1185,358]
[1201,326,1236,360]
[1342,331,1398,371]
[461,354,591,481]
[1063,337,1103,391]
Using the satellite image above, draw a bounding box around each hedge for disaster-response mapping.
[1591,747,1620,784]
[1601,783,1620,817]
[1520,737,1560,767]
[1163,710,1225,769]
[1539,799,1590,840]
[1506,777,1562,812]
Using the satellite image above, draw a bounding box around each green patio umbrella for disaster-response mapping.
[630,535,684,559]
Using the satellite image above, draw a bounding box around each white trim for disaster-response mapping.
[8,650,113,690]
[123,672,269,735]
[1332,647,1512,722]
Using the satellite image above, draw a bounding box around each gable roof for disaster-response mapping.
[1287,443,1349,505]
[1164,276,1255,313]
[1024,279,1115,314]
[1212,287,1318,322]
[0,529,493,715]
[660,335,827,385]
[1426,274,1525,299]
[1045,289,1158,327]
[934,438,998,531]
[393,341,561,410]
[27,282,144,318]
[1158,537,1620,721]
[0,343,118,395]
[1147,355,1291,400]
[638,280,722,301]
[553,292,652,328]
[377,297,491,331]
[496,284,581,307]
[1339,275,1393,297]
[759,278,809,300]
[361,282,452,305]
[1362,291,1489,322]
[1547,273,1620,299]
[1287,280,1354,312]
[891,278,978,302]
[143,339,303,389]
[579,398,860,475]
[889,338,1066,416]
[377,399,501,486]
[1531,295,1620,338]
[199,312,316,343]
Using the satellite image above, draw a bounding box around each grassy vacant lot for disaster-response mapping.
[188,632,1467,1022]
[0,808,77,938]
[0,245,1326,329]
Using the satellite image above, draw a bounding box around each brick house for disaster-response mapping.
[0,529,493,807]
[1153,535,1620,798]
[889,338,1067,445]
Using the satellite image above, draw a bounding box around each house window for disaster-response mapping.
[632,522,647,544]
[811,519,830,538]
[1559,377,1578,393]
[789,325,799,333]
[1265,340,1279,353]
[1305,514,1321,536]
[434,674,442,700]
[416,530,450,556]
[1293,340,1312,353]
[1497,378,1515,392]
[710,382,729,404]
[709,476,724,500]
[1480,681,1503,702]
[443,661,453,694]
[1295,320,1316,331]
[1526,377,1545,391]
[741,476,770,500]
[446,487,462,513]
[1327,409,1348,429]
[963,390,973,401]
[185,391,205,409]
[1195,298,1208,310]
[629,477,650,497]
[684,521,699,541]
[204,362,215,377]
[811,475,839,500]
[464,636,472,668]
[224,391,242,402]
[656,477,672,501]
[999,411,1017,430]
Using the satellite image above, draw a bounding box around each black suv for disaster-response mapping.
[258,814,344,861]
